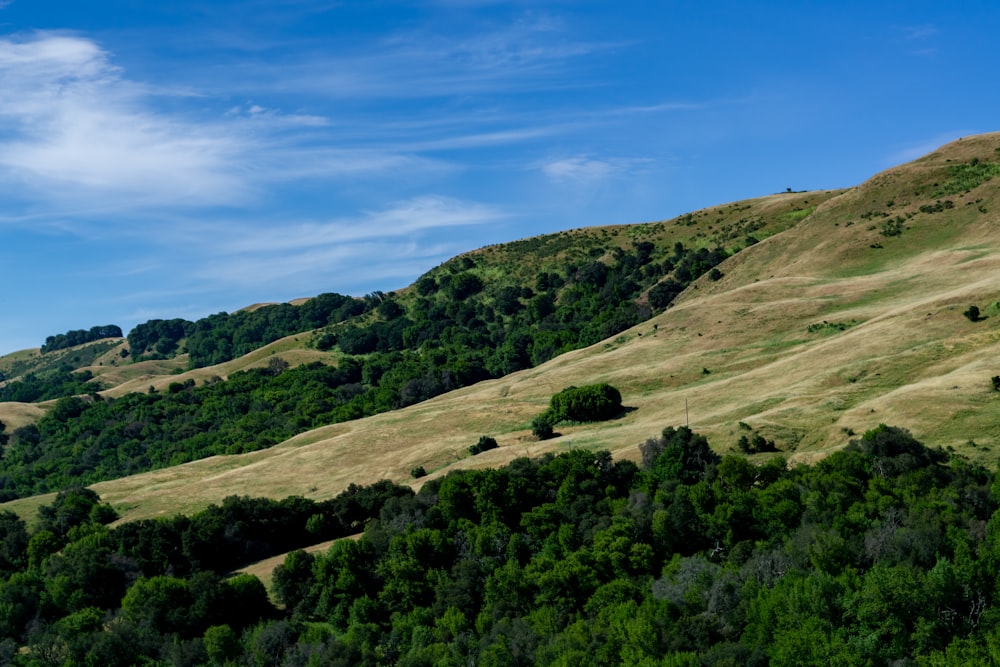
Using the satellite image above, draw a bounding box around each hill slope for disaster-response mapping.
[5,133,1000,522]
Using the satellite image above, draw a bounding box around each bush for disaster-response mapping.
[410,466,427,479]
[964,305,982,322]
[531,414,555,440]
[469,436,498,456]
[548,384,622,423]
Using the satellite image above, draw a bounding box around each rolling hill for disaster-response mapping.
[3,132,1000,523]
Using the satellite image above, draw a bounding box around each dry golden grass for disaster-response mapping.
[5,133,1000,524]
[0,402,46,431]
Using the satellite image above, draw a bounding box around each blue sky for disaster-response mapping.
[1,0,998,354]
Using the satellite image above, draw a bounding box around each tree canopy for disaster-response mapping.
[0,425,994,665]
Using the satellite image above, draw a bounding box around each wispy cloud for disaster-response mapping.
[539,155,652,184]
[0,33,248,205]
[199,12,611,103]
[0,32,445,214]
[117,196,509,292]
[215,195,505,255]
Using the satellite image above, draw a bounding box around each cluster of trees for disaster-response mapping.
[325,241,728,373]
[39,326,122,354]
[0,367,102,404]
[0,424,998,664]
[127,293,368,365]
[532,384,623,440]
[468,436,498,456]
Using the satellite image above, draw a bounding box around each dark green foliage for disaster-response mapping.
[40,325,122,354]
[850,423,947,476]
[880,216,905,237]
[964,305,982,322]
[640,425,720,484]
[992,375,1000,391]
[531,413,555,440]
[127,292,365,366]
[0,512,27,576]
[919,199,955,214]
[442,272,484,300]
[0,361,370,499]
[0,426,996,664]
[37,487,114,538]
[415,276,438,296]
[410,466,427,479]
[0,366,102,403]
[648,279,685,309]
[469,436,498,456]
[547,383,623,423]
[737,429,778,454]
[127,317,190,360]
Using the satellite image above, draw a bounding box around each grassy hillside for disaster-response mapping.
[5,133,1000,522]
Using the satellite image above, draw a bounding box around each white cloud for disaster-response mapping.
[0,33,248,203]
[539,155,651,184]
[0,32,436,212]
[215,195,506,255]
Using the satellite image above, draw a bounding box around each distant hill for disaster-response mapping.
[4,132,1000,522]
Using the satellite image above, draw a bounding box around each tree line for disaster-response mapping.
[126,292,367,366]
[39,326,122,355]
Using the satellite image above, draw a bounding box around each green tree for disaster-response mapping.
[272,549,316,612]
[37,487,103,538]
[0,510,28,576]
[204,624,242,664]
[547,384,623,423]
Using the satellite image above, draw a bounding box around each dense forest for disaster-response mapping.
[0,368,103,405]
[0,424,996,665]
[0,240,728,500]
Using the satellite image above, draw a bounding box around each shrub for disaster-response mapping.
[548,384,623,423]
[531,415,555,440]
[964,305,982,322]
[469,436,498,456]
[410,466,427,479]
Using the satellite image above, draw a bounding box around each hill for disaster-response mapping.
[4,133,1000,523]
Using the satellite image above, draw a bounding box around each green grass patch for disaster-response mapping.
[782,206,816,222]
[934,159,1000,197]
